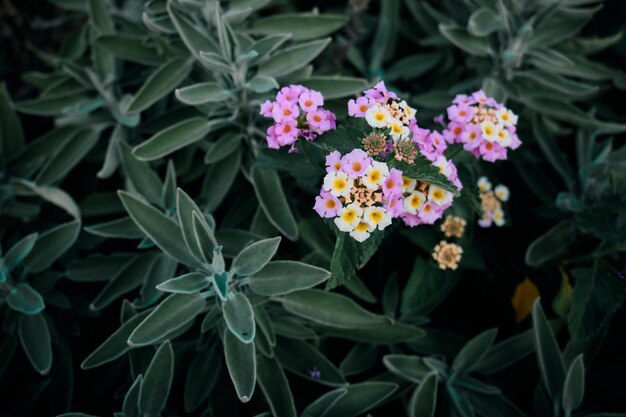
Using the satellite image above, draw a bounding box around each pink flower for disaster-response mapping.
[348,97,373,117]
[275,120,298,146]
[260,100,275,117]
[480,141,505,162]
[341,149,372,178]
[306,109,330,133]
[384,195,405,217]
[443,121,465,144]
[428,131,447,154]
[433,114,446,126]
[266,125,279,149]
[461,124,482,150]
[299,90,324,112]
[453,94,471,105]
[277,85,304,104]
[314,192,342,218]
[325,150,343,173]
[447,103,475,124]
[472,90,488,105]
[382,168,403,198]
[401,212,422,227]
[272,101,299,123]
[478,213,493,228]
[364,81,398,103]
[418,202,443,224]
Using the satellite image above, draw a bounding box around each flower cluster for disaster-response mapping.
[440,215,467,238]
[477,176,509,227]
[348,81,416,141]
[432,241,463,270]
[260,85,336,151]
[442,90,522,162]
[314,149,399,242]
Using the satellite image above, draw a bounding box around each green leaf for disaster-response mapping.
[322,382,398,417]
[36,128,100,184]
[67,254,134,282]
[300,389,348,417]
[128,293,205,346]
[176,188,211,261]
[118,191,199,266]
[84,217,144,240]
[184,347,221,412]
[256,355,297,417]
[193,212,218,263]
[385,52,442,81]
[532,299,566,401]
[122,375,142,417]
[562,354,585,413]
[409,372,438,417]
[389,157,458,195]
[452,328,498,375]
[117,141,163,206]
[5,233,38,271]
[126,58,192,114]
[7,283,45,315]
[258,38,331,77]
[0,82,24,161]
[95,35,161,65]
[232,237,281,276]
[133,117,223,161]
[97,124,124,179]
[280,289,389,328]
[139,341,174,417]
[223,292,256,344]
[175,82,232,105]
[157,272,209,294]
[19,313,52,375]
[400,257,459,316]
[248,261,330,296]
[439,25,491,56]
[167,1,219,60]
[300,76,370,99]
[339,344,377,376]
[87,0,113,33]
[251,166,298,241]
[24,220,81,273]
[204,133,242,164]
[466,391,527,417]
[223,329,256,402]
[467,8,501,37]
[383,355,431,383]
[525,220,577,267]
[245,75,279,93]
[201,148,241,212]
[81,310,151,369]
[252,14,347,41]
[316,321,424,344]
[274,337,346,387]
[90,253,158,311]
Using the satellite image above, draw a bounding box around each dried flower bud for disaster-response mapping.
[393,138,418,164]
[432,241,463,270]
[362,132,388,157]
[440,215,467,238]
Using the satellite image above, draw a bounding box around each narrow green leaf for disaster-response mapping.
[133,117,222,161]
[562,354,585,413]
[223,292,256,344]
[280,289,388,328]
[128,293,205,346]
[532,299,566,401]
[467,8,501,36]
[232,237,281,276]
[383,355,431,383]
[258,38,331,77]
[139,341,174,417]
[251,166,298,241]
[7,283,45,315]
[184,346,221,412]
[126,58,192,114]
[300,76,370,99]
[274,337,346,387]
[409,372,439,417]
[525,221,577,267]
[0,82,24,160]
[451,328,498,375]
[175,82,232,105]
[256,355,297,417]
[204,133,242,164]
[118,191,199,266]
[84,217,144,239]
[176,188,208,263]
[223,329,256,402]
[19,313,52,375]
[5,233,38,271]
[157,272,209,294]
[24,220,81,273]
[117,141,163,205]
[322,382,398,417]
[167,2,219,59]
[248,261,330,296]
[300,389,347,417]
[439,25,491,56]
[201,148,241,212]
[95,35,161,65]
[87,0,113,33]
[36,128,100,184]
[252,14,347,41]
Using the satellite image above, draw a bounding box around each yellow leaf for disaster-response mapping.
[552,269,573,318]
[512,277,540,323]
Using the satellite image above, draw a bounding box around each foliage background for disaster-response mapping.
[1,0,625,416]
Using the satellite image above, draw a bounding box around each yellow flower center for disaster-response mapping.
[391,125,402,134]
[368,169,381,183]
[355,222,369,232]
[402,177,412,187]
[409,195,422,208]
[374,112,386,121]
[368,210,383,223]
[484,125,494,135]
[351,162,362,172]
[325,199,336,209]
[359,104,369,112]
[432,190,444,200]
[341,209,357,223]
[332,178,347,191]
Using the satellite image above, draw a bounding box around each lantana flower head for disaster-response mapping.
[442,89,521,162]
[477,177,510,228]
[260,85,336,151]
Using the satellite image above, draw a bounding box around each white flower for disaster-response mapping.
[364,206,392,230]
[402,176,417,192]
[477,176,492,193]
[433,156,452,177]
[399,100,416,120]
[349,221,374,242]
[494,185,510,202]
[323,171,353,198]
[334,204,362,232]
[365,105,391,128]
[480,121,498,142]
[493,208,505,226]
[428,186,454,206]
[403,191,426,215]
[388,119,410,141]
[496,107,518,127]
[362,161,389,190]
[496,128,512,147]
